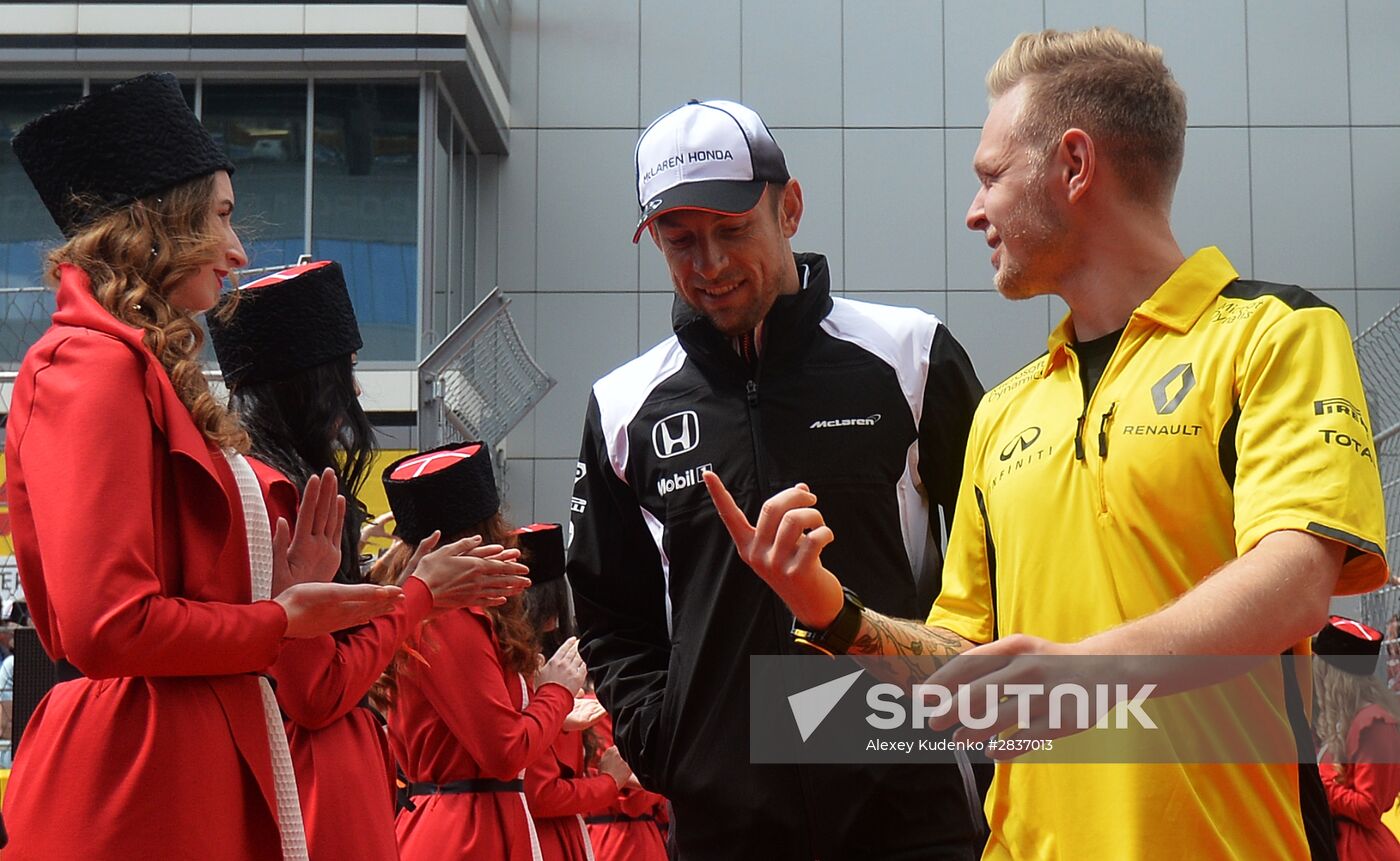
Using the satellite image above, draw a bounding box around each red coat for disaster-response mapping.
[387,607,572,861]
[1322,704,1400,861]
[2,264,289,859]
[254,459,435,861]
[582,711,669,861]
[526,727,618,860]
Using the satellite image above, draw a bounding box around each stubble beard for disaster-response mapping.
[993,184,1065,301]
[680,286,774,338]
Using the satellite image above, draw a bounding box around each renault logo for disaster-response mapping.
[1151,363,1196,415]
[999,426,1042,461]
[653,410,700,458]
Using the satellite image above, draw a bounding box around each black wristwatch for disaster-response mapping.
[791,588,865,656]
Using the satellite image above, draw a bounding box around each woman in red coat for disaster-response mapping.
[3,73,404,859]
[1315,615,1400,861]
[209,261,532,859]
[529,723,634,860]
[518,524,632,860]
[376,444,588,860]
[582,707,671,861]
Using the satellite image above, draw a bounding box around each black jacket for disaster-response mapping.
[567,253,984,860]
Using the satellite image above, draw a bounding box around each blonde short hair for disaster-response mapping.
[988,27,1187,204]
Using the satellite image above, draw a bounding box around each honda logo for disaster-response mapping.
[652,410,700,458]
[1151,363,1196,415]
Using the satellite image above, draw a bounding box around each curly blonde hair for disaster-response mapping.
[1314,658,1400,785]
[46,173,248,451]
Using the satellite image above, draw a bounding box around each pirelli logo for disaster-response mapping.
[1315,398,1368,431]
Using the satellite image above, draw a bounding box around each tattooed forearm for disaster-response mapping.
[849,609,974,684]
[851,609,971,657]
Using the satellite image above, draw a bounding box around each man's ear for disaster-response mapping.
[1058,128,1095,204]
[779,179,804,238]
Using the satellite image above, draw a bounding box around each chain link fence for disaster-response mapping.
[416,286,554,487]
[1332,304,1400,668]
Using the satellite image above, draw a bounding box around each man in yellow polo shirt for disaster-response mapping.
[703,26,1387,860]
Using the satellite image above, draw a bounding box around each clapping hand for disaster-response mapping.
[272,468,346,596]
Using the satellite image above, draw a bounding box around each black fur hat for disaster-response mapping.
[12,72,235,237]
[208,260,363,386]
[383,442,499,546]
[1314,615,1385,676]
[513,523,566,584]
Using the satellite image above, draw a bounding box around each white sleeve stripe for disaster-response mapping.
[592,336,689,484]
[820,297,939,431]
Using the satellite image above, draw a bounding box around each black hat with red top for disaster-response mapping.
[512,523,565,584]
[207,260,362,386]
[1314,615,1385,675]
[382,442,498,545]
[12,72,235,237]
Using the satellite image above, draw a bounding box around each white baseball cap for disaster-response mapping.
[632,99,790,243]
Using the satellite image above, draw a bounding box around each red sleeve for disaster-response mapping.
[255,456,436,727]
[12,331,286,677]
[526,732,621,817]
[270,577,433,728]
[248,456,299,528]
[618,787,667,817]
[1324,718,1400,824]
[416,610,573,780]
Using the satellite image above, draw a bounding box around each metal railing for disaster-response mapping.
[416,286,554,451]
[1343,304,1400,641]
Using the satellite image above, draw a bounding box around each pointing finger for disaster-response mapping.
[703,471,755,547]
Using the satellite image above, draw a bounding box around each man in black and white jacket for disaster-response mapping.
[566,99,985,860]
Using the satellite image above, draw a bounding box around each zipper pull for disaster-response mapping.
[746,379,759,407]
[1074,412,1087,460]
[1098,402,1117,459]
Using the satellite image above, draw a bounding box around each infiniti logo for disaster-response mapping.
[653,410,700,458]
[999,426,1042,461]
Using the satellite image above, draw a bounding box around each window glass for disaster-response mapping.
[202,82,308,275]
[430,94,453,348]
[312,82,418,361]
[454,124,477,324]
[0,82,83,364]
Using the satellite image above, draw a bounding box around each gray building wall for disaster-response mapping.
[493,0,1400,529]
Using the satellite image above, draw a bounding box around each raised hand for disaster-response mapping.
[275,581,404,638]
[359,510,395,551]
[702,471,844,629]
[271,468,347,595]
[562,697,607,731]
[598,745,634,789]
[536,636,587,695]
[404,531,532,609]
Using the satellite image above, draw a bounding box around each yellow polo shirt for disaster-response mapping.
[929,247,1388,860]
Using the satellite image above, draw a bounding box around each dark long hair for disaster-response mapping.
[229,356,375,583]
[525,578,577,657]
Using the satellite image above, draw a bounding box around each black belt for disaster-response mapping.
[408,779,524,796]
[584,813,657,825]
